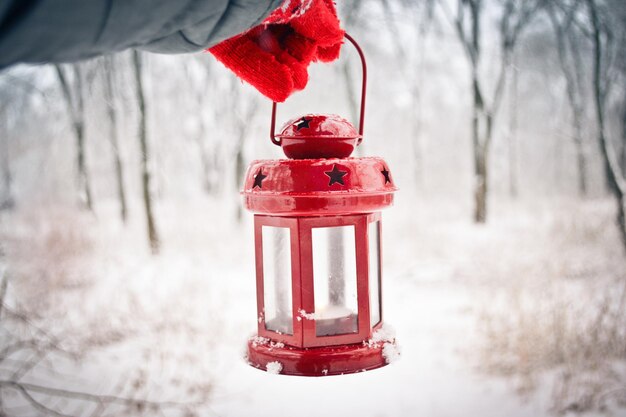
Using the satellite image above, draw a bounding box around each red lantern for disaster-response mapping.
[242,34,398,376]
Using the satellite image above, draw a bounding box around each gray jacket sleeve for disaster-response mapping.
[0,0,283,69]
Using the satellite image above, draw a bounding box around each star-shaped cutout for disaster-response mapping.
[381,167,391,184]
[325,165,348,186]
[295,117,312,131]
[252,169,267,189]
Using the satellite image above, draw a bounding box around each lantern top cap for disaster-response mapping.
[278,114,358,139]
[276,113,361,159]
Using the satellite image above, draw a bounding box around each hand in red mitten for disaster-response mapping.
[209,0,344,102]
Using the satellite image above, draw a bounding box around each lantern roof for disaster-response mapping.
[242,156,397,216]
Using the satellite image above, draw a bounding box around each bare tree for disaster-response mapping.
[55,64,94,212]
[547,1,590,197]
[506,50,519,198]
[184,56,220,195]
[233,90,259,223]
[132,51,160,254]
[0,72,50,210]
[585,0,626,249]
[381,0,433,190]
[102,55,128,223]
[438,0,540,222]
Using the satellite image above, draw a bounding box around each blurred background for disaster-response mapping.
[0,0,625,416]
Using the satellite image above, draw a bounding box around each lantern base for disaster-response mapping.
[246,337,398,377]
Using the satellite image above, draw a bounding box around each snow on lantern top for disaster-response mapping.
[276,114,361,159]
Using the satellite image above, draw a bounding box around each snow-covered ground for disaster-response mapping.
[1,197,625,417]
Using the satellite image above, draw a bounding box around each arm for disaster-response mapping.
[0,0,283,68]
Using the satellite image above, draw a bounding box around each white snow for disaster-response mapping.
[265,361,283,374]
[268,341,284,350]
[298,309,315,320]
[365,324,396,348]
[250,336,270,347]
[382,342,401,364]
[2,198,624,417]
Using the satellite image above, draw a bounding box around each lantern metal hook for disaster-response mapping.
[270,33,367,146]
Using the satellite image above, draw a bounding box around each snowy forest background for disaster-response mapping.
[1,0,626,416]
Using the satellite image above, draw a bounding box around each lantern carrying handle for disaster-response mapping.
[270,33,367,146]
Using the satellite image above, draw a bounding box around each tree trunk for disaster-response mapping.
[508,55,518,198]
[587,0,626,250]
[474,145,488,223]
[185,58,216,195]
[233,98,259,223]
[192,111,215,195]
[472,71,488,224]
[55,64,94,211]
[235,145,245,223]
[569,66,589,198]
[621,100,626,176]
[132,51,160,254]
[380,0,426,188]
[75,108,93,212]
[548,4,589,198]
[469,0,489,224]
[411,81,425,191]
[441,0,537,222]
[103,56,128,223]
[0,117,14,210]
[575,138,588,197]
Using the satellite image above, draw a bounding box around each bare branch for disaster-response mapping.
[6,381,75,417]
[492,49,508,110]
[0,340,41,361]
[10,351,47,381]
[0,380,206,411]
[54,65,79,128]
[554,0,593,37]
[381,0,407,62]
[88,401,107,417]
[437,0,476,63]
[1,306,72,357]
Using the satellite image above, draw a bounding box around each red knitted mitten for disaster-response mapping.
[209,0,344,102]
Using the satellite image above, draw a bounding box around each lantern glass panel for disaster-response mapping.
[312,226,358,336]
[262,226,293,335]
[369,221,381,327]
